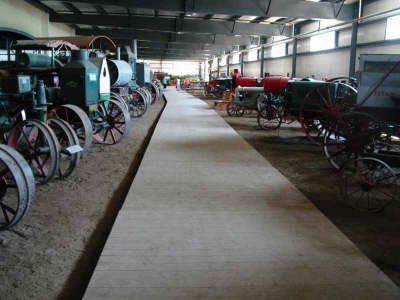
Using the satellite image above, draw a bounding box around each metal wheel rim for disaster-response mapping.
[92,100,132,145]
[48,118,81,178]
[7,119,59,184]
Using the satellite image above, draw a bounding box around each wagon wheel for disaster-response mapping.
[111,92,129,112]
[50,104,93,151]
[7,120,59,184]
[324,112,379,170]
[0,145,36,230]
[92,99,131,145]
[339,157,399,212]
[300,82,356,145]
[257,104,282,130]
[47,118,81,178]
[129,90,148,118]
[227,102,245,117]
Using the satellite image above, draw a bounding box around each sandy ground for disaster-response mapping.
[0,100,165,300]
[201,97,400,287]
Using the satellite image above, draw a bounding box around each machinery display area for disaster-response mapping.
[1,0,400,299]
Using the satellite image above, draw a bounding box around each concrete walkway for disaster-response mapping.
[84,89,400,299]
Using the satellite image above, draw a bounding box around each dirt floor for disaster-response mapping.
[201,97,400,287]
[0,100,165,300]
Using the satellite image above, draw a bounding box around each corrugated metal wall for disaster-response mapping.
[210,0,400,80]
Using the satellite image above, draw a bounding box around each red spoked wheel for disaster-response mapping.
[130,90,148,118]
[6,119,60,184]
[300,82,357,145]
[92,100,131,145]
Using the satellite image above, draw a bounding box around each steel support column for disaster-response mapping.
[217,58,220,77]
[291,38,298,78]
[349,1,362,77]
[227,55,230,77]
[260,47,264,78]
[349,22,358,77]
[240,53,244,76]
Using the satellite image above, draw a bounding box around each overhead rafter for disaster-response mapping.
[137,41,220,51]
[76,28,258,46]
[50,0,354,20]
[138,47,215,55]
[138,54,207,61]
[94,5,107,15]
[50,13,293,36]
[62,2,81,14]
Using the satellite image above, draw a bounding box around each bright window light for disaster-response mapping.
[232,53,240,64]
[220,55,227,66]
[386,15,400,40]
[271,43,286,58]
[212,57,218,68]
[248,48,258,61]
[310,31,336,52]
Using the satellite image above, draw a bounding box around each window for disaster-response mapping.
[271,43,286,58]
[212,57,218,69]
[310,31,336,52]
[386,15,400,40]
[247,48,258,61]
[232,53,240,64]
[220,55,227,66]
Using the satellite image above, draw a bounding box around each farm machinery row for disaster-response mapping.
[225,55,400,212]
[0,36,164,230]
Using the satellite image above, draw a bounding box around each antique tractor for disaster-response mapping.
[107,46,151,118]
[12,40,132,148]
[256,75,358,144]
[0,67,81,184]
[136,62,163,104]
[205,78,232,99]
[227,69,264,117]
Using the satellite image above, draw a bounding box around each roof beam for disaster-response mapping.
[137,41,220,51]
[62,2,81,14]
[138,54,207,61]
[51,0,354,20]
[50,13,292,36]
[76,28,257,46]
[138,48,215,55]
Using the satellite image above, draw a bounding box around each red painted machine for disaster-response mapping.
[230,69,261,96]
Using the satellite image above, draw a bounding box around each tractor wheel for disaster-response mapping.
[47,118,81,178]
[92,100,132,145]
[257,105,282,130]
[0,144,36,230]
[227,102,245,117]
[7,119,60,184]
[50,104,93,152]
